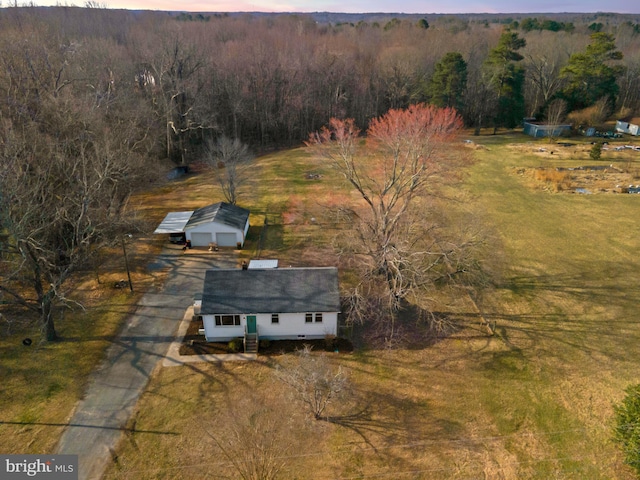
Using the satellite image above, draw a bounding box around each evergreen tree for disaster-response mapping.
[427,52,467,111]
[417,18,429,29]
[613,384,640,476]
[560,32,625,111]
[485,30,526,131]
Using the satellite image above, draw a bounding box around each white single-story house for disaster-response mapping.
[616,119,640,136]
[200,267,340,344]
[153,202,250,248]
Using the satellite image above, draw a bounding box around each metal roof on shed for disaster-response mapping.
[248,259,279,269]
[153,202,250,235]
[153,211,194,234]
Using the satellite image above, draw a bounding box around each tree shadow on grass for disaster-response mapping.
[349,301,466,352]
[319,388,468,471]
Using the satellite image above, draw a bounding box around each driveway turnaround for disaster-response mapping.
[55,246,237,480]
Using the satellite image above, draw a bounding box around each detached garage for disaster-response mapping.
[154,202,250,248]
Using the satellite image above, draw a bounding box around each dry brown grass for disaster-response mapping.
[533,168,572,191]
[6,131,640,478]
[0,171,205,454]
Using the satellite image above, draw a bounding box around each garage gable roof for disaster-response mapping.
[201,267,340,314]
[186,202,249,231]
[153,211,194,234]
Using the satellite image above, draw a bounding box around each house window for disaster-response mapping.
[215,315,240,326]
[315,313,323,323]
[271,314,279,324]
[305,313,313,323]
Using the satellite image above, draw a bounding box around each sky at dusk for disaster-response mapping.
[24,0,640,14]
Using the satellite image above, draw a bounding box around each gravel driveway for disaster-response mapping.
[55,246,237,480]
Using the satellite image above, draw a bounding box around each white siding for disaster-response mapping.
[202,315,243,341]
[202,312,338,341]
[186,222,245,247]
[257,312,338,339]
[616,121,630,134]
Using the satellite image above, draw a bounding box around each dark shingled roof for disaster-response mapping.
[201,267,340,314]
[186,202,249,231]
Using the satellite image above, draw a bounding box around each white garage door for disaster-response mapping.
[216,232,237,247]
[190,232,213,247]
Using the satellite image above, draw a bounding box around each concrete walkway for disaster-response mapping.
[55,246,242,480]
[163,304,257,366]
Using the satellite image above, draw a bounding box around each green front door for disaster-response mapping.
[246,315,257,334]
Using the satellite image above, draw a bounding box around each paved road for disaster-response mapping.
[55,246,237,480]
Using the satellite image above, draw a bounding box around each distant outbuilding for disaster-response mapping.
[616,119,640,136]
[523,120,572,138]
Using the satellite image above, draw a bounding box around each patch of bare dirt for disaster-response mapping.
[516,164,640,194]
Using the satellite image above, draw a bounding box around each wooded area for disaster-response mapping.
[1,7,639,158]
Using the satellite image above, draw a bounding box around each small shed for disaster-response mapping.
[523,120,571,138]
[154,202,250,248]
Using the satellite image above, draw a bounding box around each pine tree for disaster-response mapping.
[428,52,467,111]
[485,30,526,131]
[560,32,625,111]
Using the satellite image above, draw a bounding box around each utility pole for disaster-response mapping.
[122,234,133,293]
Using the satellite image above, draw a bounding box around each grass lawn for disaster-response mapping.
[104,132,640,479]
[4,130,640,479]
[0,235,167,454]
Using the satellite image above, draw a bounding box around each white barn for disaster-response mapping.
[154,202,250,248]
[200,267,340,346]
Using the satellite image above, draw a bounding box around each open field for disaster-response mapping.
[97,131,640,479]
[2,130,640,479]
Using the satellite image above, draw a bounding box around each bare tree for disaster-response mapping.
[140,31,208,164]
[308,105,485,332]
[523,32,572,116]
[206,396,300,480]
[275,345,348,420]
[0,95,147,341]
[204,135,253,205]
[544,98,568,142]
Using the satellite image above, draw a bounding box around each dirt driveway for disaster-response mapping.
[55,246,237,480]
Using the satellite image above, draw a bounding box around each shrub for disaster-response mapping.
[228,338,243,353]
[533,168,571,192]
[590,142,603,160]
[324,334,337,351]
[613,383,640,476]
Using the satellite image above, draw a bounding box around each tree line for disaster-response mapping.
[1,8,639,159]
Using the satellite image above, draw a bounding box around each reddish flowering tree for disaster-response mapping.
[308,104,484,336]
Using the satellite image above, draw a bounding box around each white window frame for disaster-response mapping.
[215,314,241,326]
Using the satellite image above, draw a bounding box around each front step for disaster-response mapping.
[244,333,258,354]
